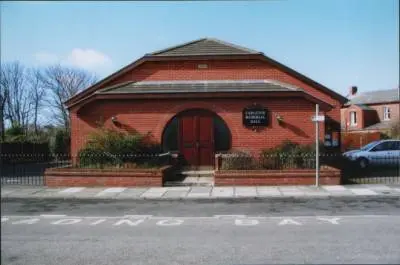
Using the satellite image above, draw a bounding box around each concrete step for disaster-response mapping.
[164,175,214,187]
[164,181,213,187]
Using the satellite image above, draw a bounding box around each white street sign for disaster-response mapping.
[312,115,325,122]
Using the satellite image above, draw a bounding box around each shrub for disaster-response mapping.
[77,128,162,168]
[389,121,400,139]
[54,129,70,156]
[78,147,120,168]
[220,151,258,170]
[260,140,317,169]
[5,123,27,142]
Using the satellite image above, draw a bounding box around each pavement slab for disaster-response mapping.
[116,188,148,199]
[1,185,400,201]
[72,188,106,198]
[31,188,64,198]
[279,187,305,196]
[348,188,378,196]
[322,185,348,192]
[234,187,257,197]
[59,187,86,194]
[140,188,168,198]
[256,187,282,197]
[1,187,44,198]
[163,191,189,199]
[211,187,234,198]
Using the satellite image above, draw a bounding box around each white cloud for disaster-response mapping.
[64,48,112,70]
[33,49,112,73]
[34,52,59,64]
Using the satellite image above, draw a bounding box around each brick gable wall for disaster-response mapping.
[70,58,341,160]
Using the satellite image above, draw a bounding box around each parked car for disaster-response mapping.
[343,140,400,169]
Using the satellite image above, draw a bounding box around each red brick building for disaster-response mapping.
[341,88,400,133]
[65,38,347,168]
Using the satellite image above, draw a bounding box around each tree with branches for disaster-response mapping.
[39,65,97,131]
[0,62,33,133]
[26,68,46,134]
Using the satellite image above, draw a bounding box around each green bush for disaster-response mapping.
[260,140,317,169]
[77,128,162,168]
[78,147,120,168]
[389,121,400,139]
[54,129,70,155]
[5,123,27,142]
[220,151,258,170]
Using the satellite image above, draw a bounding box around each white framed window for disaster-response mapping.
[350,111,357,126]
[383,106,391,120]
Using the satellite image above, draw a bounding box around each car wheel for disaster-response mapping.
[357,157,369,169]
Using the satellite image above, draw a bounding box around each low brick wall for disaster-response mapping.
[45,166,174,187]
[214,166,341,186]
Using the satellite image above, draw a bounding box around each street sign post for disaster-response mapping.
[312,105,325,187]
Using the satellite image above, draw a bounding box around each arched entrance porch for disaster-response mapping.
[162,108,231,168]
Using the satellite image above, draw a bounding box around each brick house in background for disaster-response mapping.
[65,38,347,168]
[341,88,400,133]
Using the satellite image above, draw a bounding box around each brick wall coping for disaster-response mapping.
[215,166,340,178]
[45,165,172,176]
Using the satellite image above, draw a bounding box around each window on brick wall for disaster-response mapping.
[350,111,357,126]
[383,106,391,120]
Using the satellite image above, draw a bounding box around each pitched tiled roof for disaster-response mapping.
[65,37,348,108]
[346,88,400,105]
[149,38,262,56]
[98,80,301,94]
[355,104,374,110]
[364,120,397,131]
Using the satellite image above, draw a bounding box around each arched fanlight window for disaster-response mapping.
[213,116,231,152]
[162,116,179,152]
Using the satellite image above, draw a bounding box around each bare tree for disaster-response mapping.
[39,65,97,130]
[0,70,9,141]
[0,62,32,132]
[26,68,46,134]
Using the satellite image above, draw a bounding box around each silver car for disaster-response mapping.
[343,139,400,169]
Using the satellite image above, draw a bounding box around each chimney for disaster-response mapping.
[347,86,358,99]
[350,86,358,96]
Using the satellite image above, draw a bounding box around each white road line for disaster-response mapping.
[11,218,40,225]
[51,219,82,225]
[214,215,246,218]
[2,214,400,220]
[90,219,106,226]
[156,219,184,226]
[278,218,302,226]
[235,219,259,226]
[40,214,67,218]
[316,217,341,224]
[113,219,144,226]
[123,215,153,219]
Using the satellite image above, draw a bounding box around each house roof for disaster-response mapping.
[363,120,397,131]
[355,104,374,110]
[97,79,300,94]
[74,79,331,110]
[149,38,262,56]
[345,88,400,105]
[65,37,348,108]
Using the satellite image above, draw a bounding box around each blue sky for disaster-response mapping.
[1,0,398,96]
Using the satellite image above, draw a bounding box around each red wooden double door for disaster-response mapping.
[179,110,214,167]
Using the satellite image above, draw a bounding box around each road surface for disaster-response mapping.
[2,197,400,265]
